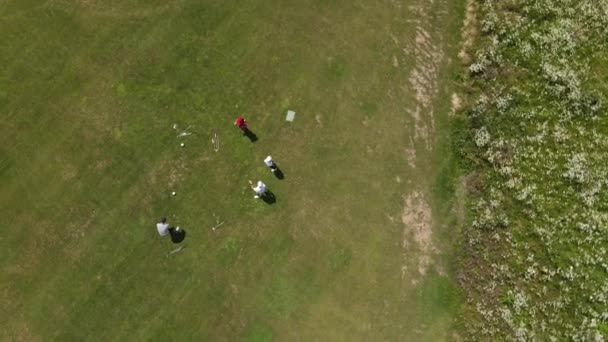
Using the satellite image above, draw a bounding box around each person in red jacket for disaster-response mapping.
[234,115,258,142]
[234,115,248,132]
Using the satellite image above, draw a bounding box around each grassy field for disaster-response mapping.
[0,0,464,340]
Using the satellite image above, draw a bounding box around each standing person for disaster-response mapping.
[264,156,278,173]
[234,115,248,133]
[235,115,258,142]
[249,180,266,199]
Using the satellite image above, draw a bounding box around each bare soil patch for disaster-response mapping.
[406,21,443,148]
[402,191,435,278]
[458,0,478,64]
[450,92,462,115]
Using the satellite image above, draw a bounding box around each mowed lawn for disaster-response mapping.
[1,0,462,340]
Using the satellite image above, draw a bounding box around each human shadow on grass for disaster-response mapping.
[243,128,258,142]
[261,190,276,205]
[272,168,284,180]
[169,228,186,243]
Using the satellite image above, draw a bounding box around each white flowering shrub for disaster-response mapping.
[458,0,608,340]
[474,127,491,147]
[469,61,486,74]
[563,153,588,184]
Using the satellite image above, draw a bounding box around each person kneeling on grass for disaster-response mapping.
[156,217,179,237]
[249,180,266,199]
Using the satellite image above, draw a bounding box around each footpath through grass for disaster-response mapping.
[1,0,463,340]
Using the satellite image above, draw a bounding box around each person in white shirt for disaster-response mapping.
[264,156,278,173]
[157,217,181,236]
[249,180,267,199]
[157,217,170,236]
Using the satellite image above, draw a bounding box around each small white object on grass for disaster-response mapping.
[171,191,176,196]
[286,110,296,122]
[176,125,192,138]
[180,143,185,147]
[211,221,225,231]
[212,132,220,152]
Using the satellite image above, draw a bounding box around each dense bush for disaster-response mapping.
[459,0,608,340]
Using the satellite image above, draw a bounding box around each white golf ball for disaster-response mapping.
[180,143,185,147]
[171,191,176,196]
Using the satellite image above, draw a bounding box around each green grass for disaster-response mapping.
[0,0,464,340]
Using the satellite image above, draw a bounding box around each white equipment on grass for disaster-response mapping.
[212,131,220,152]
[286,110,296,122]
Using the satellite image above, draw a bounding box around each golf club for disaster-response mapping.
[167,245,185,257]
[211,221,226,231]
[177,125,193,138]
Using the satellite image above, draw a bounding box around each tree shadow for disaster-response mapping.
[169,228,186,243]
[273,168,284,180]
[261,190,276,205]
[243,128,258,142]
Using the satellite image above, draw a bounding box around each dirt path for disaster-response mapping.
[395,0,463,338]
[400,0,449,288]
